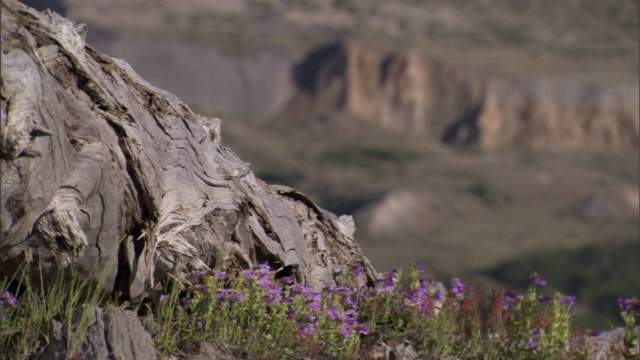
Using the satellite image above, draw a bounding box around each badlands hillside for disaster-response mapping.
[21,0,640,328]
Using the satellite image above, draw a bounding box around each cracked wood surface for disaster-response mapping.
[0,0,378,299]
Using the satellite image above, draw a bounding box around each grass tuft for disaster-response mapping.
[1,260,110,359]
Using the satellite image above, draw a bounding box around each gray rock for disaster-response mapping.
[37,307,156,360]
[105,308,157,360]
[365,339,429,360]
[586,326,640,360]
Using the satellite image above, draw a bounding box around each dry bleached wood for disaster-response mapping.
[0,0,378,300]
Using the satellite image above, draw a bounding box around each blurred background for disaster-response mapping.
[24,0,639,330]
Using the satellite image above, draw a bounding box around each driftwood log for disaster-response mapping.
[0,0,377,301]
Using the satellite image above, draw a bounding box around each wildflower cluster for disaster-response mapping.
[157,264,372,358]
[486,273,578,360]
[155,263,588,359]
[617,297,640,359]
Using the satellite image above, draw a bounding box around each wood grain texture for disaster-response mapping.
[0,0,378,300]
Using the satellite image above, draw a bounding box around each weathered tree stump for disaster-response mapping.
[0,0,377,301]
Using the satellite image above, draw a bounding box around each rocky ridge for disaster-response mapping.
[289,41,639,149]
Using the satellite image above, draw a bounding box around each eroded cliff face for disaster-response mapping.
[288,42,639,149]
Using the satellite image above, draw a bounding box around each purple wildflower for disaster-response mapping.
[345,316,359,327]
[528,328,541,348]
[299,323,316,337]
[378,272,398,294]
[215,269,226,280]
[216,289,231,301]
[376,269,398,294]
[197,300,208,308]
[432,290,443,303]
[306,298,321,312]
[538,295,552,303]
[258,277,273,290]
[265,292,282,305]
[197,319,205,329]
[618,298,634,311]
[230,293,245,302]
[356,288,371,302]
[503,291,518,310]
[307,313,317,323]
[180,297,191,306]
[450,277,465,298]
[388,269,398,283]
[589,330,604,337]
[327,306,341,321]
[354,324,369,335]
[242,269,257,280]
[414,261,425,273]
[352,265,364,278]
[404,288,425,308]
[300,287,316,298]
[257,263,271,275]
[532,275,546,287]
[342,294,356,308]
[378,282,395,294]
[332,286,351,294]
[1,292,18,308]
[419,300,433,316]
[286,308,295,318]
[338,326,351,337]
[419,278,430,289]
[196,271,206,280]
[159,294,168,306]
[557,295,576,306]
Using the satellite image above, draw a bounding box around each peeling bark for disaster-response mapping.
[0,0,378,300]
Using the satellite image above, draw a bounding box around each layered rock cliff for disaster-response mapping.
[288,42,639,149]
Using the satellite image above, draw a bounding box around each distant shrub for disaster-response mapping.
[485,21,532,47]
[333,0,359,14]
[467,180,511,206]
[320,145,420,167]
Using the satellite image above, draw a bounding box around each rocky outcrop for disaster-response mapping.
[288,41,639,149]
[0,0,377,302]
